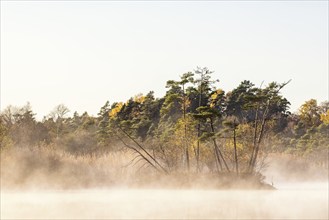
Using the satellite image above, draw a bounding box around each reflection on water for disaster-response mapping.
[1,183,328,219]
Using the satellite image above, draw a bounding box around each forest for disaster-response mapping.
[1,67,328,189]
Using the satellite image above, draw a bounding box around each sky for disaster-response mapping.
[1,1,328,119]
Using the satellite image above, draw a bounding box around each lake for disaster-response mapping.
[1,182,328,219]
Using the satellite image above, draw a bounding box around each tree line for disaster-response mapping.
[1,67,328,177]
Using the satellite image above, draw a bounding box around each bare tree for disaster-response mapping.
[49,104,70,138]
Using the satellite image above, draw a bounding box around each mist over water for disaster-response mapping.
[2,157,328,220]
[1,185,328,219]
[1,149,328,219]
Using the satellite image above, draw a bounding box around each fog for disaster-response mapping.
[1,187,328,219]
[1,148,328,219]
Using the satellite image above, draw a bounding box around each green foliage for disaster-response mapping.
[1,68,327,175]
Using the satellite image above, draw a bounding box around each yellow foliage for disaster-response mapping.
[109,102,123,118]
[133,93,145,104]
[320,110,329,125]
[174,115,197,153]
[225,139,243,151]
[210,89,224,108]
[299,99,320,126]
[181,98,191,112]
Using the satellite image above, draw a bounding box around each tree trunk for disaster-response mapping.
[210,118,230,172]
[182,83,190,172]
[249,101,270,173]
[233,122,239,175]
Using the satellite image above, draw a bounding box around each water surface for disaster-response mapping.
[1,182,328,219]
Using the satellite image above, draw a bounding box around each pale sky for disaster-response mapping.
[1,1,328,119]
